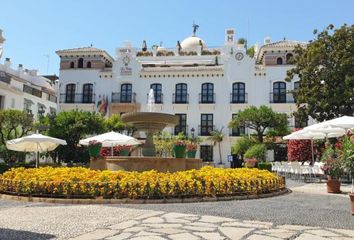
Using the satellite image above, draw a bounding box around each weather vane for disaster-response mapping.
[192,22,199,36]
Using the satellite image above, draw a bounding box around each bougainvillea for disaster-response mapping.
[287,139,312,162]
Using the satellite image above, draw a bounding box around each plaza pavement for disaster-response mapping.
[0,180,353,240]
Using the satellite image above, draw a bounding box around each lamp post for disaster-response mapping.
[191,127,195,141]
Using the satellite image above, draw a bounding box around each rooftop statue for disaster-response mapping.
[192,23,199,36]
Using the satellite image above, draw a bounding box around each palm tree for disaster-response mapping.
[207,127,224,165]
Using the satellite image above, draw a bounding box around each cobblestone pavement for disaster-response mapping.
[69,211,354,240]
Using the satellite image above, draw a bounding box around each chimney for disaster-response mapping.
[29,69,38,76]
[225,28,235,44]
[18,64,23,73]
[4,57,11,68]
[264,37,271,45]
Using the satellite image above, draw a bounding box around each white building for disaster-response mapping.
[0,30,57,119]
[56,26,313,166]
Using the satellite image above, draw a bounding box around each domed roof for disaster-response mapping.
[180,36,207,52]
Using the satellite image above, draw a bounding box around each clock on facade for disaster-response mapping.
[122,55,130,65]
[235,52,244,61]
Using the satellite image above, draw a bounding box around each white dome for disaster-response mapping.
[180,36,207,52]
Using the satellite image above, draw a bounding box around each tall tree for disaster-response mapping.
[105,114,134,134]
[207,128,224,164]
[0,109,34,163]
[286,24,354,122]
[229,106,289,143]
[40,110,106,164]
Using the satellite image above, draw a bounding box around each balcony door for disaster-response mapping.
[273,82,286,103]
[82,83,93,103]
[121,83,132,103]
[65,84,76,103]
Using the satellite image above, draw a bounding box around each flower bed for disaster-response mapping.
[0,166,285,199]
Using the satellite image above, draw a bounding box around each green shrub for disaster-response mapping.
[232,137,256,155]
[244,144,266,160]
[0,163,10,174]
[257,162,272,171]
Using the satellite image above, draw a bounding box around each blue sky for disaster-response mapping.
[0,0,353,75]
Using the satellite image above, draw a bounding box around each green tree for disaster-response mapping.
[207,128,224,164]
[105,114,133,134]
[41,110,106,164]
[246,46,255,58]
[286,24,354,122]
[0,110,34,163]
[231,136,256,156]
[229,105,289,143]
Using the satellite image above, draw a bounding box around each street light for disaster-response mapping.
[191,127,195,140]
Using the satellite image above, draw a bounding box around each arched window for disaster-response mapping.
[232,82,246,103]
[78,58,84,68]
[70,61,75,68]
[86,61,91,68]
[273,82,286,103]
[174,83,188,104]
[65,84,76,103]
[200,83,214,103]
[286,53,293,64]
[120,83,132,103]
[82,83,93,103]
[276,57,283,65]
[150,83,162,103]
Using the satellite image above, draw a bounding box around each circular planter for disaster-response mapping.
[119,149,130,156]
[174,145,186,158]
[327,179,341,193]
[88,145,102,157]
[187,150,197,158]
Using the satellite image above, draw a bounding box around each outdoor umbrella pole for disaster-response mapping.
[36,142,39,168]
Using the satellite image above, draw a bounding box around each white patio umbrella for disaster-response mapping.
[79,131,141,156]
[306,116,354,131]
[6,134,67,168]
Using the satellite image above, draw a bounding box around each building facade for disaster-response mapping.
[56,27,312,166]
[0,30,57,119]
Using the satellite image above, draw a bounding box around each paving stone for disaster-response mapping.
[70,229,119,240]
[306,229,343,237]
[105,232,133,240]
[149,228,187,235]
[134,231,163,237]
[246,234,280,240]
[329,237,354,240]
[243,220,273,228]
[194,231,226,240]
[221,222,267,229]
[129,236,167,240]
[122,226,148,232]
[142,216,165,223]
[164,217,191,223]
[295,233,328,240]
[134,211,165,220]
[162,212,196,219]
[168,232,201,240]
[255,228,296,239]
[218,227,254,240]
[330,228,354,237]
[189,222,218,228]
[183,225,216,232]
[142,223,183,228]
[199,215,235,223]
[182,215,201,221]
[277,224,317,231]
[109,220,139,230]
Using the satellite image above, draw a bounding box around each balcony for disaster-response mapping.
[24,85,42,98]
[146,93,163,104]
[198,125,215,136]
[230,93,248,104]
[112,92,136,103]
[199,93,215,104]
[269,92,295,103]
[60,93,95,104]
[172,93,189,104]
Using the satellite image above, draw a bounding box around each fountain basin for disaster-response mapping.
[90,156,203,173]
[121,112,178,156]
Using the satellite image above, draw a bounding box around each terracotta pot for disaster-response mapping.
[244,158,257,168]
[327,178,341,193]
[349,193,354,215]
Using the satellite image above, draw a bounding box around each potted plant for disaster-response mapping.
[321,157,344,193]
[173,140,186,158]
[88,140,102,158]
[115,145,131,156]
[339,134,354,214]
[186,142,198,158]
[244,144,266,168]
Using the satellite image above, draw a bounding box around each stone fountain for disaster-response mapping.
[121,89,178,156]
